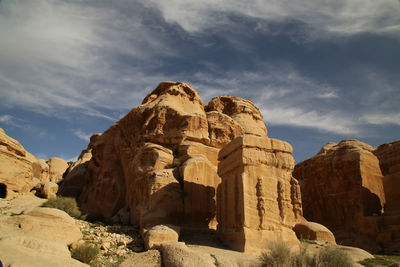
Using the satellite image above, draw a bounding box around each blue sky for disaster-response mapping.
[0,0,399,163]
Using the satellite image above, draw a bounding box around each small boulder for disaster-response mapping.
[35,181,59,199]
[143,224,180,250]
[293,222,336,244]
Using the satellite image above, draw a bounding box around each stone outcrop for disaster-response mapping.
[217,135,302,252]
[0,128,61,197]
[0,207,82,245]
[293,139,400,253]
[48,157,69,183]
[0,196,85,267]
[59,81,304,252]
[293,222,336,244]
[0,236,87,267]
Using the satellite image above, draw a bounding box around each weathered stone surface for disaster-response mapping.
[0,236,87,267]
[32,159,49,182]
[293,222,336,244]
[206,111,244,148]
[120,81,210,145]
[143,224,180,249]
[160,242,215,267]
[35,181,59,199]
[58,135,97,198]
[217,135,302,253]
[180,155,219,229]
[374,140,400,216]
[0,128,52,196]
[48,157,69,183]
[294,139,400,253]
[0,128,37,194]
[60,81,307,254]
[206,95,267,137]
[0,207,82,245]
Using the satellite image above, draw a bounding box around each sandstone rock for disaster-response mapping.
[35,181,59,199]
[58,82,305,254]
[0,207,82,245]
[206,95,267,137]
[374,140,400,216]
[32,159,50,182]
[217,135,302,253]
[0,236,87,267]
[120,81,210,145]
[160,242,215,267]
[0,128,37,194]
[180,155,219,229]
[0,128,56,197]
[293,222,336,244]
[206,111,244,148]
[48,157,69,183]
[294,139,400,253]
[58,136,96,198]
[120,249,161,267]
[143,224,180,249]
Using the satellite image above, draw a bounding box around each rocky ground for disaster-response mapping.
[2,194,399,267]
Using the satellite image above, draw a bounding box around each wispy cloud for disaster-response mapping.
[73,129,92,142]
[146,0,400,38]
[362,113,400,126]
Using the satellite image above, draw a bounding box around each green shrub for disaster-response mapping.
[71,243,100,264]
[317,246,352,267]
[42,197,81,218]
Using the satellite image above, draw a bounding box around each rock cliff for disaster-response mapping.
[61,81,305,252]
[0,128,67,198]
[293,139,400,253]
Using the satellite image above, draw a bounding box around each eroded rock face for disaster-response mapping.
[48,157,69,183]
[217,135,302,252]
[293,139,400,253]
[206,96,267,137]
[60,81,304,251]
[0,128,54,196]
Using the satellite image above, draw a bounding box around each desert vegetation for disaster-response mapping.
[260,241,352,267]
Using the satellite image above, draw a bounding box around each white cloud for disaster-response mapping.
[73,129,92,142]
[0,115,12,123]
[146,0,400,38]
[0,0,175,120]
[362,113,400,126]
[185,64,362,135]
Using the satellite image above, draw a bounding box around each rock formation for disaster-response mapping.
[217,135,303,252]
[60,81,306,252]
[293,139,400,253]
[0,128,66,198]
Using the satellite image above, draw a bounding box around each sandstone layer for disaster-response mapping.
[60,81,304,252]
[0,128,66,198]
[293,139,400,253]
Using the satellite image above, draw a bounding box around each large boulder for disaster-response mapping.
[48,157,69,183]
[293,139,400,253]
[293,221,336,244]
[0,207,82,245]
[0,236,87,267]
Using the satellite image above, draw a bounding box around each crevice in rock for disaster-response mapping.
[0,183,7,198]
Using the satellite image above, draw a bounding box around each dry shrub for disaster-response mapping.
[71,243,100,264]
